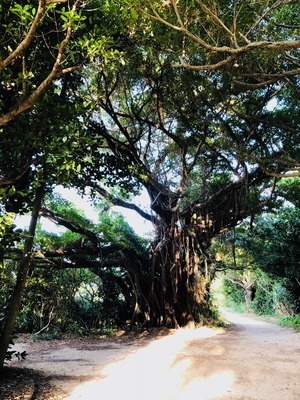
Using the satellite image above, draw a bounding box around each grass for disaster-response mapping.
[277,314,300,331]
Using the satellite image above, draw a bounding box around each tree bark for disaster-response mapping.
[142,209,213,328]
[245,287,255,312]
[0,184,44,370]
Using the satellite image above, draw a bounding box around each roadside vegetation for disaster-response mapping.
[2,184,299,341]
[212,184,300,330]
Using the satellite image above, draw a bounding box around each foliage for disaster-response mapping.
[14,262,125,333]
[4,340,26,364]
[17,268,78,333]
[277,315,300,331]
[0,0,127,127]
[132,0,300,86]
[249,208,300,291]
[1,1,300,361]
[220,269,297,317]
[220,279,247,313]
[251,284,275,316]
[215,206,300,317]
[2,199,149,334]
[97,212,148,255]
[276,178,300,208]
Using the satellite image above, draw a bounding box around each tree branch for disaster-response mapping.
[0,0,48,72]
[4,245,134,270]
[40,206,101,246]
[0,1,81,127]
[142,1,300,75]
[96,186,155,223]
[0,160,33,187]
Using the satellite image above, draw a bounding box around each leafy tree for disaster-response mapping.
[220,279,247,313]
[210,227,257,311]
[0,0,122,368]
[60,0,299,328]
[38,197,150,327]
[2,194,150,334]
[248,208,300,312]
[1,1,300,369]
[215,207,300,316]
[136,0,300,88]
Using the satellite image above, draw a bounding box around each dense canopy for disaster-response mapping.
[0,0,299,368]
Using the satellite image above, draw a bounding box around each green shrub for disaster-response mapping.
[277,314,300,331]
[66,321,86,336]
[251,286,274,316]
[32,332,60,341]
[221,280,247,313]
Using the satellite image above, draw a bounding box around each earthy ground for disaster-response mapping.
[1,310,299,400]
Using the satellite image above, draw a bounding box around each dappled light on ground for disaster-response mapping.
[177,371,233,399]
[220,309,268,326]
[65,327,233,400]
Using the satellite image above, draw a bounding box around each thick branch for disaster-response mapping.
[235,69,300,88]
[174,56,236,71]
[32,256,125,270]
[96,186,155,223]
[145,2,300,53]
[40,207,100,246]
[4,245,134,271]
[225,276,246,289]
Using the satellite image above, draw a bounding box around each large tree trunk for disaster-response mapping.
[140,176,253,328]
[0,184,44,370]
[145,210,213,329]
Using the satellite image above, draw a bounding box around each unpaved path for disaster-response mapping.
[10,311,300,399]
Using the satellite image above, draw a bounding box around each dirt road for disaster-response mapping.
[10,311,300,399]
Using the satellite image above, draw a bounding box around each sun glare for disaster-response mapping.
[65,327,233,400]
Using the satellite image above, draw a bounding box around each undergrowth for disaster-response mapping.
[277,315,300,331]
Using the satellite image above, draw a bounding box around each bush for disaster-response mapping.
[277,314,300,331]
[251,286,274,316]
[13,267,127,335]
[221,280,247,313]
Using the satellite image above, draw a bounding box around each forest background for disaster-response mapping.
[0,0,299,369]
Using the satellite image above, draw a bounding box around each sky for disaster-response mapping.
[55,186,154,237]
[15,185,154,238]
